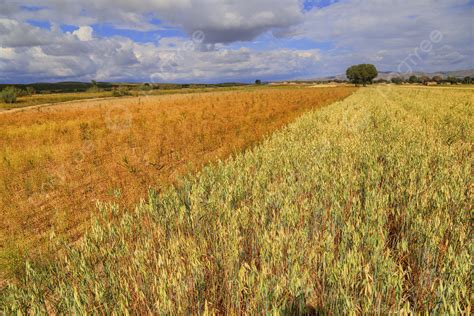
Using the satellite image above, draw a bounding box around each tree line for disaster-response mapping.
[345,64,473,86]
[386,75,472,85]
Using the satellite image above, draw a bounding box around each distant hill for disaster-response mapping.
[303,69,474,82]
[375,69,474,80]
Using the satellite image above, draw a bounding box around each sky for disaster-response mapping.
[0,0,473,83]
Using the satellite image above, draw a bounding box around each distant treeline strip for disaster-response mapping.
[0,82,250,94]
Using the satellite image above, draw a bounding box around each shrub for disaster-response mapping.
[1,86,17,104]
[87,86,101,93]
[112,86,131,97]
[139,83,153,91]
[16,89,29,97]
[26,87,36,96]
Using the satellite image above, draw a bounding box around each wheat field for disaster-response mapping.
[1,86,471,313]
[0,87,355,276]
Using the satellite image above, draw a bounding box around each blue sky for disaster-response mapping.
[0,0,473,83]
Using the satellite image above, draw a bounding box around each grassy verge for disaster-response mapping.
[1,87,471,313]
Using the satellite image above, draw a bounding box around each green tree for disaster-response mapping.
[408,75,419,84]
[346,64,378,86]
[391,77,403,84]
[446,76,459,84]
[432,76,443,83]
[419,76,430,84]
[462,76,471,84]
[255,79,262,85]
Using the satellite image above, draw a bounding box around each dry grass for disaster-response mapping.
[0,86,355,273]
[0,91,112,110]
[0,85,294,111]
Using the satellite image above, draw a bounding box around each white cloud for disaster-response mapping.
[296,0,474,73]
[0,19,322,83]
[0,18,57,47]
[73,26,93,41]
[3,0,304,42]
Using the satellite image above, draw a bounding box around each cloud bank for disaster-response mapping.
[0,0,472,83]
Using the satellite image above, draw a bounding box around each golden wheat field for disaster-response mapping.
[2,0,474,313]
[0,86,356,275]
[0,86,263,111]
[0,86,472,314]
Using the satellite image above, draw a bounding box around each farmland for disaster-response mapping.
[1,86,472,313]
[0,86,355,275]
[0,85,254,111]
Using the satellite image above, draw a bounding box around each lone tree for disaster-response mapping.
[255,79,262,85]
[346,64,378,86]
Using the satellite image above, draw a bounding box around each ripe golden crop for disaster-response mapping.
[1,86,471,314]
[0,87,355,263]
